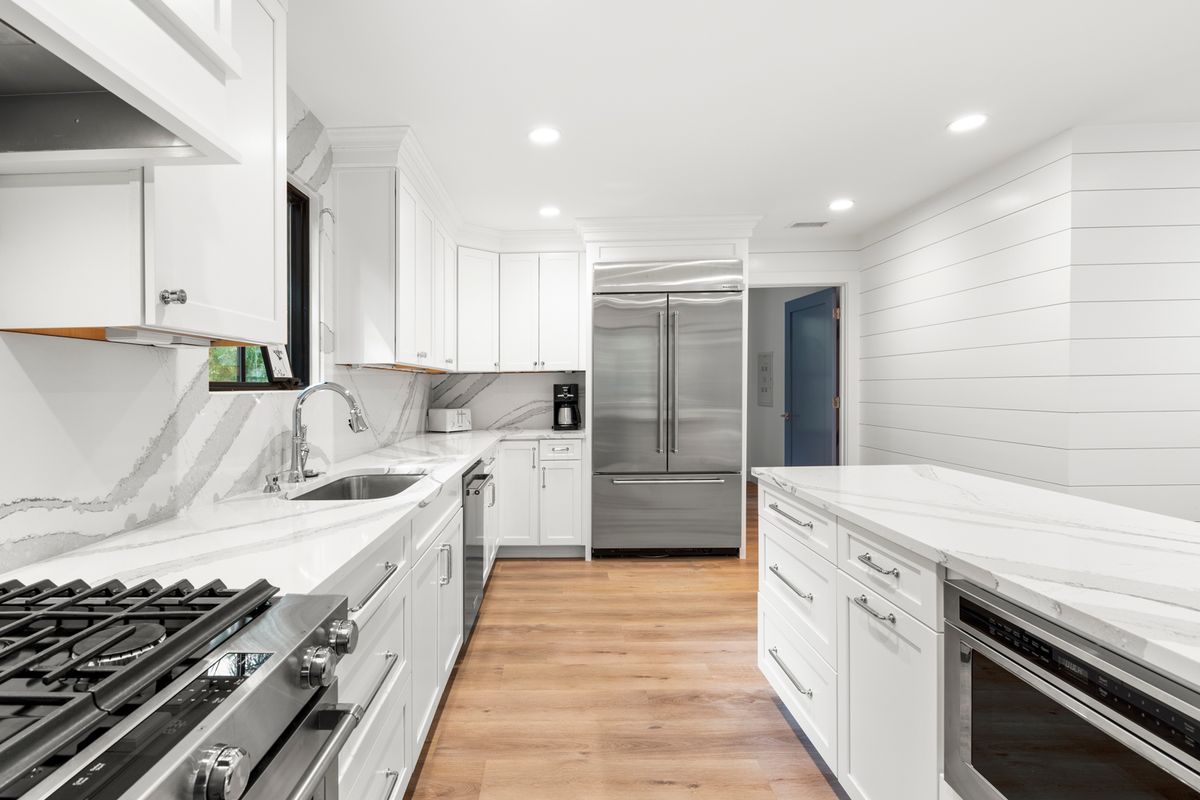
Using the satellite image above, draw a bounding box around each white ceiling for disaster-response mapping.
[287,0,1200,246]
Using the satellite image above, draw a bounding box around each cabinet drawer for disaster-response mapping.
[412,480,462,559]
[760,519,838,668]
[760,489,837,563]
[838,520,940,630]
[539,439,581,460]
[340,673,413,800]
[340,572,411,708]
[313,521,411,630]
[760,592,838,770]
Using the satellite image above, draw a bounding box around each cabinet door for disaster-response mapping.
[431,226,447,368]
[331,167,395,365]
[539,460,582,545]
[538,252,581,371]
[496,442,539,546]
[394,181,418,364]
[837,573,939,800]
[413,203,434,365]
[498,253,540,371]
[145,0,285,343]
[484,473,499,577]
[456,247,499,371]
[437,511,464,686]
[441,235,458,370]
[410,539,441,746]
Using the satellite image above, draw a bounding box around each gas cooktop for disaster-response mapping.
[0,577,278,798]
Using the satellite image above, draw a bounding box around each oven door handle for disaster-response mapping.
[283,702,364,800]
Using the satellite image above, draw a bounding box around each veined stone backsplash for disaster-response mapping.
[430,372,581,429]
[0,332,428,571]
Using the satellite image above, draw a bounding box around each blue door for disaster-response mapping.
[784,288,840,465]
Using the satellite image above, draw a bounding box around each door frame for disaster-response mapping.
[748,254,860,468]
[783,287,841,466]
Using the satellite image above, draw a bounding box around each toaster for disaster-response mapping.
[427,408,472,432]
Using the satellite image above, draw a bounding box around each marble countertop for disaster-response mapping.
[753,464,1200,691]
[3,428,585,595]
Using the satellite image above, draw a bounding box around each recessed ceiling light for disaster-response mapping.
[539,206,561,218]
[828,198,855,212]
[528,127,561,145]
[947,113,988,133]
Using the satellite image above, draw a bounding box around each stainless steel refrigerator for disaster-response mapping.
[591,259,744,552]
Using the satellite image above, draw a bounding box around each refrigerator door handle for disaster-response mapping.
[671,309,680,454]
[657,310,666,454]
[610,478,727,485]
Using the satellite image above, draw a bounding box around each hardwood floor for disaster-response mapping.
[407,484,843,799]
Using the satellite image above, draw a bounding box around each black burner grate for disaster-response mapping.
[0,577,277,795]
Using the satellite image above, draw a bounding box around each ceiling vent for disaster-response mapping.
[789,221,828,229]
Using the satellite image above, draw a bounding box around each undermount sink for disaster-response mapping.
[286,471,425,501]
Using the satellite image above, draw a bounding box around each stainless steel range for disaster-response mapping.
[0,577,361,800]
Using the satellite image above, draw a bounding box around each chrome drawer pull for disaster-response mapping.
[364,651,400,712]
[768,503,814,530]
[351,561,398,613]
[854,594,897,625]
[769,564,814,601]
[857,552,901,578]
[381,768,402,799]
[550,446,570,452]
[611,478,726,485]
[768,646,813,698]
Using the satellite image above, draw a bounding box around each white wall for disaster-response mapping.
[1065,125,1200,519]
[746,286,825,471]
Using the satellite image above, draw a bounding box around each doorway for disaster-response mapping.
[747,286,841,470]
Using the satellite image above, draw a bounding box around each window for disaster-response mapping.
[209,183,312,390]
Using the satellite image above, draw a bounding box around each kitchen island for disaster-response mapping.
[752,464,1200,800]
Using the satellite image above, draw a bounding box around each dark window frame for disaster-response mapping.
[209,183,312,391]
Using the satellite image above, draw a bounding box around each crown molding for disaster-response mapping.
[575,215,761,243]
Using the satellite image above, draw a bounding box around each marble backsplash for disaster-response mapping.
[430,372,581,430]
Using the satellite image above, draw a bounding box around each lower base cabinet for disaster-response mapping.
[836,573,939,800]
[412,508,464,746]
[497,439,583,548]
[341,674,412,800]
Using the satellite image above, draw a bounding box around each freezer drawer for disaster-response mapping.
[592,473,741,551]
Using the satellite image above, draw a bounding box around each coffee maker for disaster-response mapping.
[553,383,581,431]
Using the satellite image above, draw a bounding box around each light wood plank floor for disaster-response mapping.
[407,484,843,799]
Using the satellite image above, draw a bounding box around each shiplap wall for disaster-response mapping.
[856,124,1200,519]
[857,134,1076,489]
[1066,125,1200,519]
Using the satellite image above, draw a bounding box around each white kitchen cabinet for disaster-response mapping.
[341,673,412,800]
[499,253,541,371]
[836,573,939,800]
[0,0,286,345]
[331,167,396,365]
[538,252,582,371]
[412,202,435,366]
[539,460,583,545]
[411,508,464,746]
[440,234,458,370]
[0,0,244,172]
[394,180,419,364]
[143,0,285,345]
[457,247,500,372]
[497,441,539,546]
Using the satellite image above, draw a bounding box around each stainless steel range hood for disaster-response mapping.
[0,18,187,153]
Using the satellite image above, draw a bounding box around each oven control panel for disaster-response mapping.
[960,598,1200,763]
[46,653,271,800]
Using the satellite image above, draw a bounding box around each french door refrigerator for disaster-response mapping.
[592,259,744,553]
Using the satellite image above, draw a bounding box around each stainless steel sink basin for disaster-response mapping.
[286,472,424,501]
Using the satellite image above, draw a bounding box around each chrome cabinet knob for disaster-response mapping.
[194,745,250,800]
[299,645,338,688]
[159,289,188,305]
[328,619,358,655]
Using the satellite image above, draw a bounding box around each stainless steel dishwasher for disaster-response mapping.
[461,459,495,646]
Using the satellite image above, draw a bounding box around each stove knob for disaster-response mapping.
[328,618,358,655]
[194,744,250,800]
[300,645,338,688]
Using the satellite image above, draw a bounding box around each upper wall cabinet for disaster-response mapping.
[456,247,500,372]
[0,0,287,345]
[0,0,246,172]
[488,252,582,372]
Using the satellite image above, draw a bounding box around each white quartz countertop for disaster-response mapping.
[3,429,584,595]
[753,464,1200,691]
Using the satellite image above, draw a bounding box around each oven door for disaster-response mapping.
[244,683,356,800]
[946,623,1200,800]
